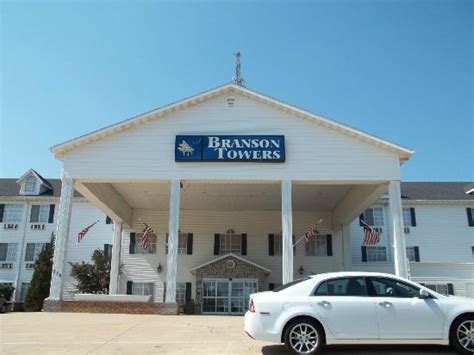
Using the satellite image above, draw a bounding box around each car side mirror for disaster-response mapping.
[419,288,430,299]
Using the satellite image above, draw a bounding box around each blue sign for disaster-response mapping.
[175,135,285,162]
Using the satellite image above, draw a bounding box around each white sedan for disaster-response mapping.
[244,272,474,354]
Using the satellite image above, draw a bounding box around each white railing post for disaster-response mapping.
[281,180,294,284]
[165,179,181,303]
[48,171,74,300]
[388,180,410,278]
[109,221,123,294]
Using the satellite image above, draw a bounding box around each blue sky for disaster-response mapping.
[1,0,472,181]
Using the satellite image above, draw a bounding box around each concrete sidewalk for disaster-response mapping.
[0,313,457,354]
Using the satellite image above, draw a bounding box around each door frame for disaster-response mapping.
[201,278,258,315]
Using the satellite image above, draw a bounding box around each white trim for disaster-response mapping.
[50,83,414,161]
[189,253,272,274]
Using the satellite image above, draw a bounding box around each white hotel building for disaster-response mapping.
[1,83,473,314]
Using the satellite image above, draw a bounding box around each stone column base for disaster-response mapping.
[43,298,62,312]
[42,299,179,315]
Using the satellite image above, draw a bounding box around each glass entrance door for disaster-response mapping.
[202,279,257,314]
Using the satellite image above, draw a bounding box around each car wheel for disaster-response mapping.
[0,304,6,313]
[451,315,474,355]
[283,318,324,355]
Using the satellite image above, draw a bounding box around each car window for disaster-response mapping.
[313,277,368,296]
[369,277,420,298]
[272,277,311,292]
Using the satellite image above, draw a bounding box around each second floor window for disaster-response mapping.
[305,235,327,256]
[220,233,242,254]
[0,243,19,262]
[25,243,47,262]
[30,205,50,223]
[361,208,384,226]
[3,204,23,223]
[134,234,157,254]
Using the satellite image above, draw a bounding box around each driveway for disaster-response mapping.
[0,313,456,354]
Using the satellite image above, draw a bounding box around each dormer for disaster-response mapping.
[17,169,53,196]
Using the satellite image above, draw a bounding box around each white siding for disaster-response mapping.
[62,202,113,300]
[349,201,474,297]
[63,94,401,181]
[120,209,342,302]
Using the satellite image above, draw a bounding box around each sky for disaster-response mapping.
[0,0,472,181]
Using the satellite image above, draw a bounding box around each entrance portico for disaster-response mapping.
[45,83,413,314]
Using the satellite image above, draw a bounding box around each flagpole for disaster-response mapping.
[293,219,324,247]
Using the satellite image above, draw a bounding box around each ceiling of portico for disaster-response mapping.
[111,181,354,211]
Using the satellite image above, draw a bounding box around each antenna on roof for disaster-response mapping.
[232,52,245,86]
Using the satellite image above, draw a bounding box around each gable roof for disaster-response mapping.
[400,182,474,201]
[50,83,414,162]
[189,253,271,274]
[17,169,53,190]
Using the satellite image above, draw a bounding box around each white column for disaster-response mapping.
[48,171,74,300]
[341,224,352,271]
[109,221,123,295]
[281,180,294,284]
[165,179,180,303]
[388,180,410,279]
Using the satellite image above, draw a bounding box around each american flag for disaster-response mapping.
[139,222,155,250]
[361,219,381,245]
[77,220,99,244]
[304,225,320,242]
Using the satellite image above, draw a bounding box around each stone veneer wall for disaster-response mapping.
[194,255,269,314]
[43,299,178,315]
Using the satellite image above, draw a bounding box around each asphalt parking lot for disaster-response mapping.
[0,312,457,354]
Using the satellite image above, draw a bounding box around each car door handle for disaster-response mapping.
[379,301,392,308]
[317,301,330,307]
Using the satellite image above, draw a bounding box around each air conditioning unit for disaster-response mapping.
[1,263,13,269]
[31,224,45,230]
[404,227,410,234]
[25,263,35,269]
[3,223,18,230]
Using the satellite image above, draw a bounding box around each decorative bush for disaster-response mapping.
[69,249,111,294]
[0,284,15,301]
[24,234,55,311]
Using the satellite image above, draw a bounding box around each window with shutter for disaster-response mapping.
[30,205,49,223]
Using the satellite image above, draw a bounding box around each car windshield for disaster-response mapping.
[272,277,311,292]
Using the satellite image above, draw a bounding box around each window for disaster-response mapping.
[273,277,310,292]
[25,243,47,262]
[20,283,30,302]
[362,208,384,226]
[305,235,327,256]
[132,282,154,296]
[178,233,188,255]
[23,176,37,195]
[220,233,241,254]
[273,234,282,256]
[134,233,157,254]
[467,208,474,227]
[30,205,50,223]
[369,277,419,298]
[176,282,186,305]
[425,284,449,296]
[402,208,412,226]
[0,243,18,262]
[3,204,23,223]
[366,246,387,262]
[406,246,420,262]
[314,277,368,296]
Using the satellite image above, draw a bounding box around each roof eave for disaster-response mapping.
[50,83,414,160]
